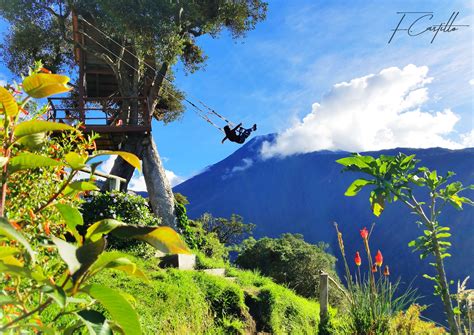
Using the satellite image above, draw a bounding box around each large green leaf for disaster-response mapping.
[0,246,20,259]
[64,181,99,194]
[112,226,190,254]
[9,153,62,173]
[55,204,83,242]
[0,86,18,116]
[336,156,372,169]
[82,284,141,335]
[65,152,87,170]
[0,217,36,262]
[52,237,106,283]
[89,252,148,281]
[22,73,71,98]
[14,120,74,138]
[0,262,32,278]
[85,219,125,242]
[91,151,141,171]
[369,189,385,217]
[77,310,112,335]
[41,285,66,308]
[344,179,373,196]
[17,133,47,150]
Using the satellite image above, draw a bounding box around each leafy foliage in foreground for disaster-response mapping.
[337,152,473,334]
[0,65,188,333]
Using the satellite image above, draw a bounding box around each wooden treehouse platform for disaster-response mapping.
[46,13,153,151]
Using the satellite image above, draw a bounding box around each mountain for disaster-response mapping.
[174,134,474,323]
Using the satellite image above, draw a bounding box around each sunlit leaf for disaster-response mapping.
[65,152,87,170]
[85,219,124,242]
[0,262,32,278]
[0,86,18,116]
[22,73,71,98]
[65,181,99,193]
[369,189,385,217]
[344,179,373,196]
[82,284,141,335]
[0,156,7,168]
[89,252,148,281]
[76,310,112,335]
[17,133,46,150]
[9,153,62,173]
[41,285,67,308]
[0,217,36,262]
[55,204,83,243]
[92,151,141,171]
[52,237,80,275]
[0,246,20,259]
[112,226,190,254]
[14,120,74,138]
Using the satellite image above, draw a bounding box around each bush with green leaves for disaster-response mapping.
[0,65,188,333]
[236,233,345,307]
[337,152,473,334]
[81,191,160,253]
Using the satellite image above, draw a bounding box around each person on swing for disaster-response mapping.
[222,123,257,144]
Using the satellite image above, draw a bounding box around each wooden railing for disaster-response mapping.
[47,96,151,129]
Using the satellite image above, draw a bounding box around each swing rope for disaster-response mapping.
[78,16,233,131]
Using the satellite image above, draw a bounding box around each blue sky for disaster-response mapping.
[1,1,472,189]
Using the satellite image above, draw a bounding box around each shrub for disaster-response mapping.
[236,233,345,307]
[81,191,160,253]
[390,304,446,334]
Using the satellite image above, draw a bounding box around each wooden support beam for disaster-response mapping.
[319,271,329,323]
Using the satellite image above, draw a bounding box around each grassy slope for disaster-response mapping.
[91,252,320,335]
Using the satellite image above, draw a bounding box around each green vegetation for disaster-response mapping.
[337,152,473,334]
[81,191,159,254]
[0,69,189,333]
[89,253,321,335]
[236,233,345,307]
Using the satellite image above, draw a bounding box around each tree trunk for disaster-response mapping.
[104,133,176,229]
[142,134,176,229]
[105,133,145,191]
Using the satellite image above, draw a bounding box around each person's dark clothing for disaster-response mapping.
[223,124,257,144]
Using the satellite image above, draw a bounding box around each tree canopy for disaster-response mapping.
[0,0,267,121]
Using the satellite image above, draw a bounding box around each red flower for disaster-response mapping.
[360,227,369,240]
[375,250,383,267]
[354,251,361,266]
[383,265,390,276]
[371,264,377,273]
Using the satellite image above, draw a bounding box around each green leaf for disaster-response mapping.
[89,252,148,281]
[0,262,32,278]
[336,156,371,169]
[112,226,190,254]
[9,153,62,173]
[0,86,18,116]
[369,189,385,217]
[22,73,71,98]
[91,151,141,171]
[344,179,373,196]
[65,181,99,194]
[52,237,80,275]
[77,310,112,335]
[14,120,74,138]
[436,233,451,239]
[0,156,7,168]
[17,133,47,150]
[82,284,141,335]
[41,285,66,308]
[0,246,20,259]
[65,152,87,170]
[55,204,83,243]
[0,295,20,307]
[85,219,125,242]
[0,218,36,263]
[53,237,106,282]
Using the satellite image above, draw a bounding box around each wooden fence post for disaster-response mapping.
[319,270,329,322]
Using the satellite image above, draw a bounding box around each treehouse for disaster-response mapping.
[47,13,152,150]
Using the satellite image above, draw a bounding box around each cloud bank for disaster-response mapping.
[261,65,470,158]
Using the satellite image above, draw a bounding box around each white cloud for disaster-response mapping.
[469,79,474,86]
[261,64,469,158]
[461,130,474,148]
[128,169,184,192]
[96,155,184,191]
[231,158,253,173]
